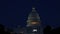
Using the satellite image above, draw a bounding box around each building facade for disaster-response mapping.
[26,7,41,34]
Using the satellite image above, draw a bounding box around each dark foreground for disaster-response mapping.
[0,24,60,34]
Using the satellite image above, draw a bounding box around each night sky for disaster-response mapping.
[0,0,60,28]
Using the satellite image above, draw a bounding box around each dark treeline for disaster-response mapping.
[0,24,60,34]
[0,24,10,34]
[43,25,60,34]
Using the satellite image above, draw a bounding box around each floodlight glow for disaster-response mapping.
[33,29,37,32]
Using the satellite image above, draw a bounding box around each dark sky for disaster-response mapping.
[0,0,60,28]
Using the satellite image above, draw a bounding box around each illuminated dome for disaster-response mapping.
[27,7,40,22]
[27,7,40,26]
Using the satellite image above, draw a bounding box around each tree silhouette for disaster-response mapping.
[51,27,60,34]
[0,24,5,34]
[43,25,52,34]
